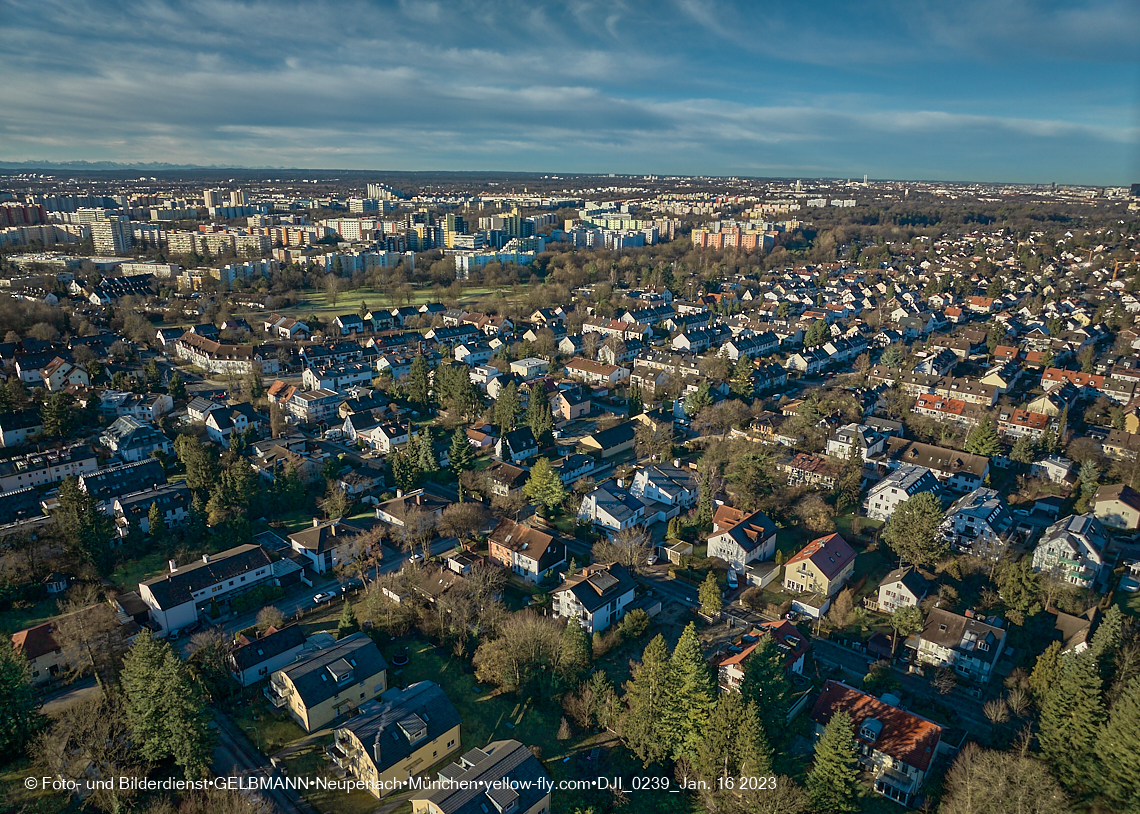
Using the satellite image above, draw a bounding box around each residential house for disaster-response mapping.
[228,625,307,687]
[1092,482,1140,530]
[629,463,697,509]
[375,487,451,529]
[914,608,1007,685]
[78,458,165,503]
[288,518,361,575]
[410,740,550,814]
[578,420,638,459]
[863,465,939,522]
[265,632,388,733]
[549,388,591,421]
[1032,514,1110,589]
[100,416,172,462]
[552,562,636,634]
[781,452,842,490]
[0,444,98,492]
[941,487,1013,559]
[483,460,528,499]
[496,427,539,464]
[552,453,595,486]
[707,505,777,574]
[508,358,549,380]
[885,439,990,494]
[487,518,567,584]
[716,620,810,690]
[205,403,266,448]
[1031,454,1075,484]
[826,424,887,463]
[112,484,191,537]
[330,681,462,798]
[0,409,44,447]
[42,357,90,391]
[563,357,630,387]
[996,408,1055,442]
[783,533,857,601]
[810,681,943,807]
[577,483,645,533]
[875,567,931,615]
[139,544,275,632]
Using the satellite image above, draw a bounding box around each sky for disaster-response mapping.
[0,0,1137,185]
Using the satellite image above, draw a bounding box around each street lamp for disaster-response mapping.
[245,726,262,754]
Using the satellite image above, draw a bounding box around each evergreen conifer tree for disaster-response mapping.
[557,618,592,686]
[738,633,792,738]
[627,383,644,417]
[495,381,521,432]
[1038,653,1105,790]
[0,637,44,758]
[698,571,722,617]
[449,427,475,474]
[964,417,1001,457]
[1096,676,1140,810]
[337,601,359,639]
[525,385,554,443]
[806,710,859,814]
[147,501,164,538]
[417,428,439,473]
[406,354,431,409]
[664,623,715,760]
[621,634,674,766]
[523,457,565,515]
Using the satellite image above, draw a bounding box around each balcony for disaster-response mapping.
[326,741,353,770]
[264,681,288,708]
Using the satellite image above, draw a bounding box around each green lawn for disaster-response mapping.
[0,596,61,637]
[1115,586,1140,619]
[231,695,308,754]
[273,284,533,319]
[110,549,181,594]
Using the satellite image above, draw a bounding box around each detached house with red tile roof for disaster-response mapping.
[810,680,944,806]
[716,620,810,691]
[487,518,567,584]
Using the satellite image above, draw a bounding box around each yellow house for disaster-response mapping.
[412,739,551,814]
[266,632,387,732]
[329,681,461,798]
[783,533,857,598]
[11,621,67,684]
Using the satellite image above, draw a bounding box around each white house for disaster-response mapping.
[577,484,645,533]
[139,544,275,632]
[552,563,637,634]
[706,505,777,574]
[1032,513,1110,589]
[875,566,930,614]
[863,465,939,522]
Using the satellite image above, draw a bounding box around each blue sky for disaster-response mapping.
[0,0,1137,184]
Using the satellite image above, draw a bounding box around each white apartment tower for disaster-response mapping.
[203,189,224,207]
[90,215,132,256]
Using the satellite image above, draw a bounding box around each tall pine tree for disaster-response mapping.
[806,710,859,814]
[621,634,674,766]
[664,623,715,761]
[1038,653,1105,791]
[525,385,554,444]
[964,417,1001,457]
[1096,676,1140,811]
[738,633,792,738]
[495,381,521,432]
[627,383,644,417]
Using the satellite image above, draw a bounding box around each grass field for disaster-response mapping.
[271,284,532,319]
[0,760,73,814]
[0,596,60,637]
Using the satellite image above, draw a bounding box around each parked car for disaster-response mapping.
[313,591,338,605]
[646,555,658,566]
[341,578,364,594]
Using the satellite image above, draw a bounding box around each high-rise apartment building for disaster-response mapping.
[204,189,224,208]
[90,215,132,256]
[348,198,379,213]
[229,190,247,207]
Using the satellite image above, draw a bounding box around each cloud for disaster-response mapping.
[0,0,1134,183]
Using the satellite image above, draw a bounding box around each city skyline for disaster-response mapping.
[0,0,1137,185]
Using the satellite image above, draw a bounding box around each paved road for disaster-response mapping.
[212,711,318,814]
[39,675,100,716]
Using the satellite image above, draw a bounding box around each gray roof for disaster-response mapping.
[868,464,938,497]
[425,739,549,814]
[554,562,637,613]
[142,543,273,610]
[79,458,166,501]
[230,624,306,671]
[339,681,461,774]
[279,632,387,708]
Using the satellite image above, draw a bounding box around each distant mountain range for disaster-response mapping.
[0,160,283,171]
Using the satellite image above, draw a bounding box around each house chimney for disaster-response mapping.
[168,559,178,572]
[312,517,320,528]
[202,554,210,564]
[396,488,403,498]
[372,734,382,766]
[673,458,681,468]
